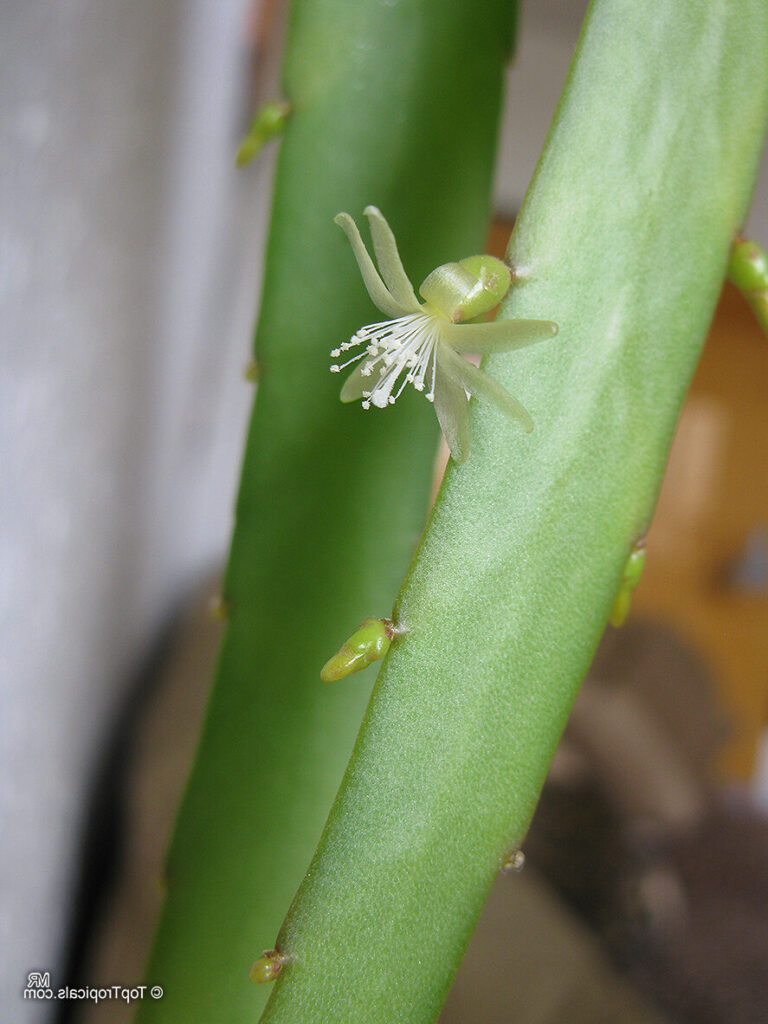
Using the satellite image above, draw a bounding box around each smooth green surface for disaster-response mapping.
[260,2,768,1022]
[139,1,514,1022]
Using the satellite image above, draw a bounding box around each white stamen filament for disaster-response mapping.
[330,350,369,373]
[425,336,438,402]
[333,313,441,411]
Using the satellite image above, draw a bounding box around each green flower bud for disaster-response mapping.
[728,238,768,294]
[419,255,511,323]
[609,541,647,628]
[236,101,291,168]
[208,594,229,621]
[243,359,260,383]
[320,618,395,683]
[249,949,287,984]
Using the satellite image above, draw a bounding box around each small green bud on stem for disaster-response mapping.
[609,539,647,628]
[249,949,288,984]
[236,101,291,168]
[320,618,396,683]
[208,594,229,621]
[243,358,260,383]
[727,236,768,336]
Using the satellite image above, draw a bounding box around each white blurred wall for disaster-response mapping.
[0,1,268,1019]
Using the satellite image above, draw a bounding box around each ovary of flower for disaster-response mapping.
[331,207,558,464]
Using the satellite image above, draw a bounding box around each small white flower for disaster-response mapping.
[332,207,558,464]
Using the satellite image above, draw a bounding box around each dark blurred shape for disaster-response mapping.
[723,528,768,595]
[524,621,768,1024]
[440,867,671,1024]
[625,806,768,1024]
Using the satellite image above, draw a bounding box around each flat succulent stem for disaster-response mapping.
[138,1,516,1021]
[259,6,768,1021]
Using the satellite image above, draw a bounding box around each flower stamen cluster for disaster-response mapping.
[331,314,438,408]
[332,207,558,463]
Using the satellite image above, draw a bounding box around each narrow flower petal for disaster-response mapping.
[363,206,422,313]
[438,343,535,433]
[442,318,558,355]
[334,213,408,318]
[433,363,471,464]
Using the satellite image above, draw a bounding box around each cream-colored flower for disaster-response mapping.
[332,207,557,463]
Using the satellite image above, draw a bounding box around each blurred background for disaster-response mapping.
[2,2,767,1022]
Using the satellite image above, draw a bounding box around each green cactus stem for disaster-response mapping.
[258,3,768,1022]
[138,2,517,1022]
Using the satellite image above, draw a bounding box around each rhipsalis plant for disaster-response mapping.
[256,2,768,1023]
[138,2,516,1022]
